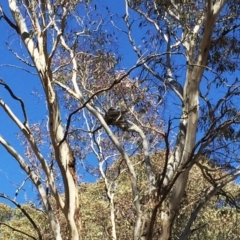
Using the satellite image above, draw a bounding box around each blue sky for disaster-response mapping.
[0,3,47,204]
[1,1,240,207]
[0,1,198,204]
[0,1,134,205]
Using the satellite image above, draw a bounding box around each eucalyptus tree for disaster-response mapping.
[121,1,240,239]
[0,1,240,240]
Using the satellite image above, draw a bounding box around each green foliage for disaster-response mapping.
[77,155,240,240]
[0,156,240,239]
[0,204,50,240]
[1,0,240,239]
[0,203,12,222]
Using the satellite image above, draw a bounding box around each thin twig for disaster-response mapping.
[0,79,28,126]
[0,193,42,240]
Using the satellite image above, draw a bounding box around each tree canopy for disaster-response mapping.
[0,1,240,240]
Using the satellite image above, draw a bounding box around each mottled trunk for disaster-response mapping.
[158,2,226,238]
[8,1,81,239]
[159,219,172,240]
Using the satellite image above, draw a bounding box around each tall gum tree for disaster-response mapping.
[122,1,240,239]
[1,1,81,239]
[0,1,240,240]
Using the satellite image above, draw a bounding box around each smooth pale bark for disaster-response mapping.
[158,1,227,239]
[0,136,62,240]
[7,1,80,239]
[2,1,231,240]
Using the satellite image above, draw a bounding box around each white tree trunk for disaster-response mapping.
[8,1,80,239]
[159,1,227,239]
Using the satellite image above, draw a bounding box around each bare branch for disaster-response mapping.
[0,5,19,33]
[0,222,37,240]
[0,79,28,125]
[179,170,240,240]
[0,193,42,240]
[57,53,175,145]
[0,98,64,210]
[0,64,37,75]
[6,42,35,67]
[128,120,156,192]
[0,136,62,239]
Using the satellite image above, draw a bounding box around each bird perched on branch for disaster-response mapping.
[104,107,128,130]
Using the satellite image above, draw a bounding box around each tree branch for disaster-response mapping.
[0,5,19,33]
[0,222,37,240]
[0,79,28,126]
[0,193,42,240]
